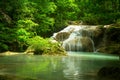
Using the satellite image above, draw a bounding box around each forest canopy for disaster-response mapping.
[0,0,120,52]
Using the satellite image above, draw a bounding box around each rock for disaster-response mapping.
[49,39,58,43]
[25,41,67,56]
[63,37,94,52]
[97,66,120,80]
[52,24,120,55]
[24,46,34,55]
[104,25,111,28]
[52,32,70,41]
[52,25,98,52]
[97,26,120,54]
[0,51,25,56]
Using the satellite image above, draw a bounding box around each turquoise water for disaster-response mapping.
[0,52,119,80]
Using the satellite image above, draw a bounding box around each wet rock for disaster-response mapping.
[62,37,94,52]
[97,66,120,80]
[52,24,120,55]
[52,25,98,52]
[97,26,120,55]
[52,32,70,41]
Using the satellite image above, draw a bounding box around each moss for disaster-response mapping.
[42,42,67,55]
[25,36,67,55]
[105,44,120,54]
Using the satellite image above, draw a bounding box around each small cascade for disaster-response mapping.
[52,25,98,52]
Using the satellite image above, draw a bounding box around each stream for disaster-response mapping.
[0,52,119,80]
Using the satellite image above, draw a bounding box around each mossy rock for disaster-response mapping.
[106,44,120,55]
[105,27,120,42]
[97,66,120,80]
[54,32,70,41]
[97,25,120,55]
[98,43,120,55]
[25,40,67,56]
[43,43,67,55]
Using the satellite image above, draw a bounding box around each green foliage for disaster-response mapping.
[116,19,120,26]
[0,0,120,52]
[16,28,30,42]
[26,36,66,55]
[81,13,98,25]
[15,19,38,51]
[76,0,120,25]
[27,36,49,46]
[53,0,80,30]
[17,20,38,29]
[0,43,9,51]
[26,36,50,54]
[16,19,38,36]
[32,1,56,37]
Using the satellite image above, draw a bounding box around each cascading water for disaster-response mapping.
[52,25,98,52]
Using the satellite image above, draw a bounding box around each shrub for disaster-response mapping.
[26,36,66,55]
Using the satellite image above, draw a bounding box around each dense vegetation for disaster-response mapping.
[0,0,120,53]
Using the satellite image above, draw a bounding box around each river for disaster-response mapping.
[0,52,119,80]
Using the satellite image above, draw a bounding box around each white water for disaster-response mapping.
[52,25,98,52]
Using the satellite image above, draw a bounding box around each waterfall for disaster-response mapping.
[52,25,98,52]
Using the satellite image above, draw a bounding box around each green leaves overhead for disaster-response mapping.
[40,2,57,13]
[17,20,38,30]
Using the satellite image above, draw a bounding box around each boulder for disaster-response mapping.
[97,66,120,80]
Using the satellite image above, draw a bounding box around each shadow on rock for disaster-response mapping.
[97,66,120,80]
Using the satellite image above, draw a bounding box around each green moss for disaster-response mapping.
[25,36,67,55]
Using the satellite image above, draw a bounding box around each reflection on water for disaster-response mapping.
[0,52,119,80]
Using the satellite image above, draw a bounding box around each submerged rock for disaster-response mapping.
[97,66,120,80]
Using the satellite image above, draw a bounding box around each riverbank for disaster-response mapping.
[0,51,26,56]
[0,74,37,80]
